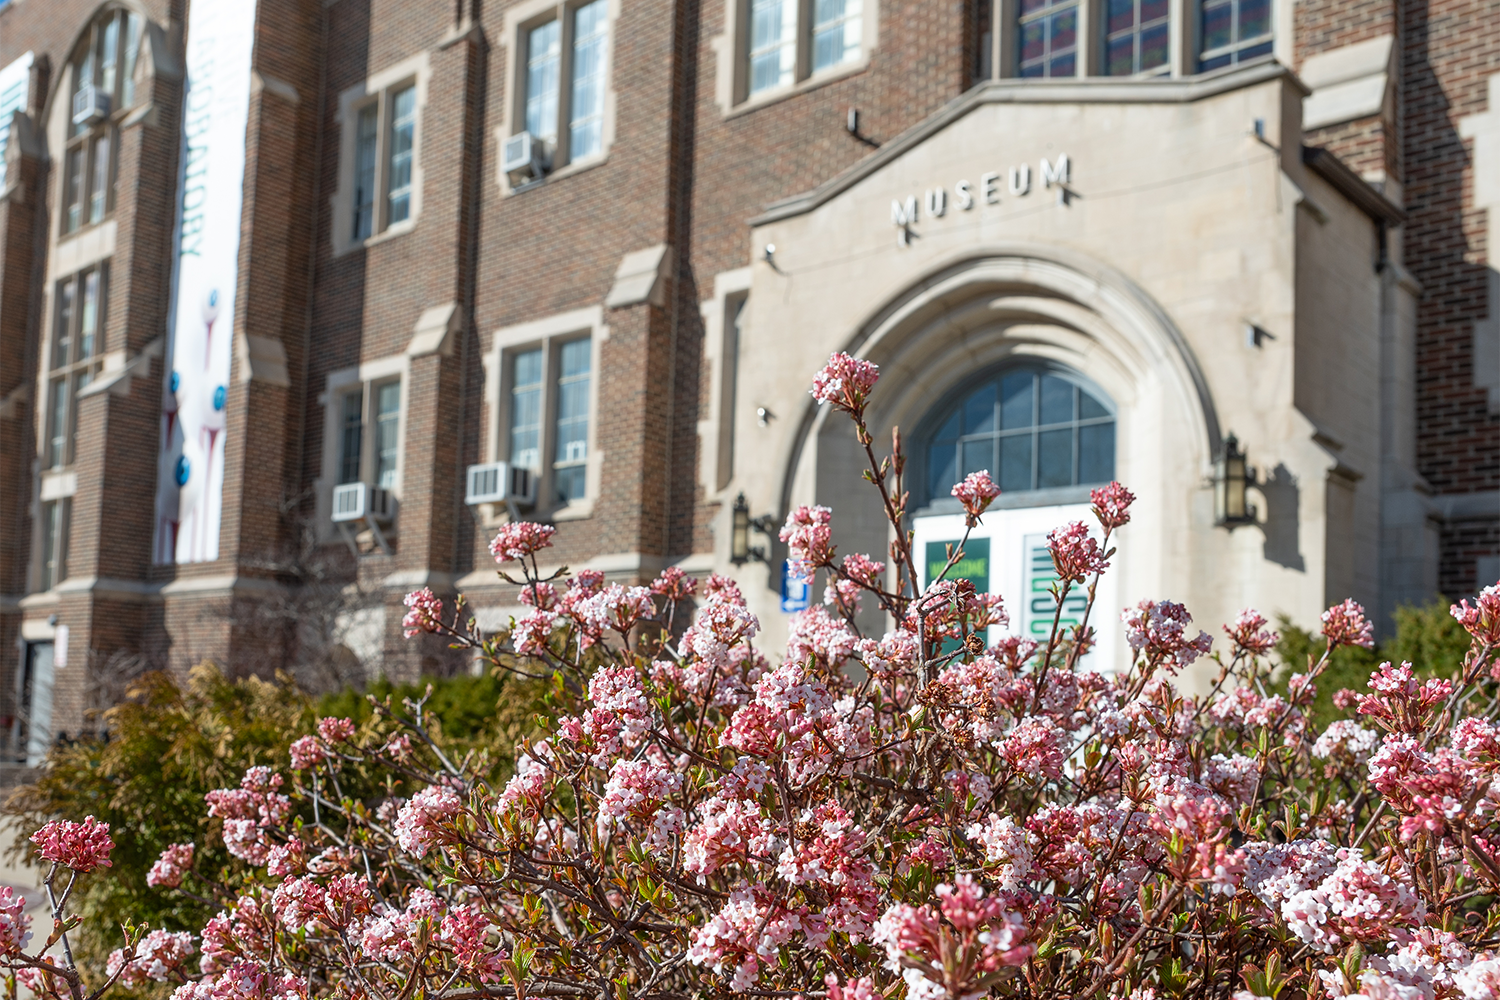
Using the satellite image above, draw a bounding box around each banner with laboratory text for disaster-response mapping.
[152,0,256,563]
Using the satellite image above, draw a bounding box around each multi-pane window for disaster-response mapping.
[46,266,106,470]
[504,337,593,507]
[62,9,140,236]
[750,0,797,94]
[554,339,591,503]
[37,499,70,592]
[813,0,862,71]
[1105,0,1170,74]
[746,0,863,98]
[510,349,544,472]
[339,390,364,484]
[924,368,1114,500]
[336,380,402,491]
[1018,0,1078,78]
[350,82,418,242]
[526,21,562,142]
[1198,0,1272,70]
[570,1,609,158]
[518,1,611,167]
[374,382,401,490]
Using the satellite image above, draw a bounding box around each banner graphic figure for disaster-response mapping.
[152,0,255,564]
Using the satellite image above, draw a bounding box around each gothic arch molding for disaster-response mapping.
[777,243,1222,523]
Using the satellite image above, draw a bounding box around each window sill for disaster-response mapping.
[504,151,610,196]
[335,218,417,258]
[57,219,115,245]
[726,57,871,120]
[551,497,595,522]
[914,484,1096,517]
[40,469,78,501]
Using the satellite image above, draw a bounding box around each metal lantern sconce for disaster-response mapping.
[730,492,777,565]
[1213,434,1257,529]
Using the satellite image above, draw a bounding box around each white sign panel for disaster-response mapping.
[912,503,1121,673]
[0,52,34,190]
[152,0,256,563]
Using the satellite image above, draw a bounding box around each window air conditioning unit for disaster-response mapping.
[331,482,393,523]
[465,462,536,507]
[331,482,395,554]
[72,84,111,126]
[502,131,549,183]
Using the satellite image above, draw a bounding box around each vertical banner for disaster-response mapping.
[152,0,257,564]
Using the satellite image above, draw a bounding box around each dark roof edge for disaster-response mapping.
[752,56,1301,227]
[1301,145,1407,226]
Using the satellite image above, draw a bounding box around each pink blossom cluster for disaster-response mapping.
[204,768,290,865]
[1224,607,1279,656]
[1452,583,1500,646]
[810,351,880,417]
[1123,599,1213,673]
[1090,481,1136,530]
[147,842,195,889]
[1357,660,1454,735]
[873,875,1032,999]
[1047,521,1109,583]
[0,887,31,957]
[650,565,698,601]
[597,757,686,850]
[401,586,443,637]
[1322,598,1376,649]
[107,930,196,987]
[780,504,834,581]
[31,815,115,873]
[576,583,656,635]
[488,520,556,563]
[393,784,463,858]
[952,470,1001,524]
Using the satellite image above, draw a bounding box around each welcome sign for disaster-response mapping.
[912,506,1120,672]
[152,0,256,563]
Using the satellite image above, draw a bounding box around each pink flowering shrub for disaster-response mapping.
[9,360,1500,1000]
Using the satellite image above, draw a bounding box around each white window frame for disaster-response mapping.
[316,355,410,540]
[481,306,605,522]
[497,0,620,193]
[331,52,430,257]
[715,0,878,111]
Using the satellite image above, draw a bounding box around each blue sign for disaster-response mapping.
[780,561,810,613]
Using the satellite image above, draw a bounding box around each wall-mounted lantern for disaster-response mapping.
[1213,434,1258,529]
[730,492,777,565]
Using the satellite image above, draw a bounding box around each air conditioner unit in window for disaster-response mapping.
[72,84,111,126]
[465,462,536,507]
[331,482,395,554]
[502,131,549,183]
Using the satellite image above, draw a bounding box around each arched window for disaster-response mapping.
[61,7,143,236]
[922,366,1115,503]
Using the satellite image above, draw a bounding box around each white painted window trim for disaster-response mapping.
[698,268,751,499]
[712,0,878,114]
[315,354,410,541]
[495,0,620,195]
[330,51,430,257]
[481,305,606,523]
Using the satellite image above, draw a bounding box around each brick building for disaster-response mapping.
[0,0,1494,759]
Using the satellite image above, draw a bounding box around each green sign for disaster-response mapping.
[1023,533,1087,638]
[926,537,990,592]
[925,538,990,655]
